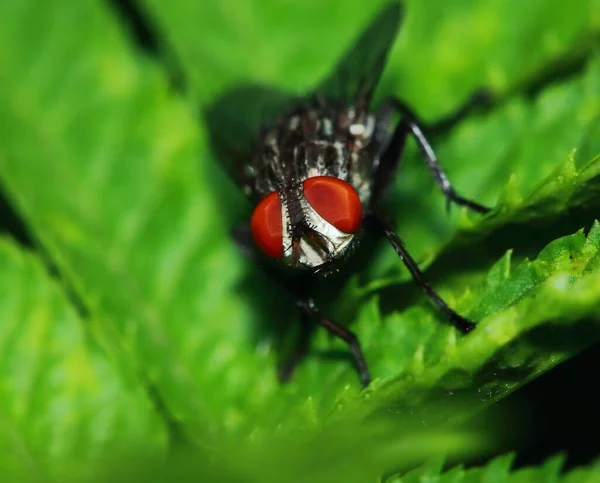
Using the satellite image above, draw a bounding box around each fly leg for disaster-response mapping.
[366,213,476,334]
[281,292,371,387]
[234,223,371,387]
[278,313,314,383]
[372,97,491,214]
[297,297,371,387]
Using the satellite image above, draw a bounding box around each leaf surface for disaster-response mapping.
[0,238,166,480]
[1,0,600,459]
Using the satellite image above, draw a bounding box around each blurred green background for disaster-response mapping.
[1,0,600,481]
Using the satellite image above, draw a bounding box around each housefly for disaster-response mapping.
[206,2,490,387]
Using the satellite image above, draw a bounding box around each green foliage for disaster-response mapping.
[0,238,166,480]
[141,0,599,118]
[369,55,600,280]
[390,454,600,483]
[92,428,483,483]
[344,223,600,424]
[0,0,600,480]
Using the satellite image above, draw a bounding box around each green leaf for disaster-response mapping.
[139,0,600,117]
[0,238,166,480]
[0,0,268,444]
[250,223,600,431]
[389,453,600,483]
[0,426,483,483]
[2,0,600,467]
[370,54,600,282]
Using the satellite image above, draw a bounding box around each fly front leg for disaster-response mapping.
[233,222,371,387]
[277,313,314,383]
[280,294,371,387]
[373,97,491,214]
[366,213,477,334]
[297,297,371,387]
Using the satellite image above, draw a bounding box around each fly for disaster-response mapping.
[205,2,490,387]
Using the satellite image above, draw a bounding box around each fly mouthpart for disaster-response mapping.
[289,229,333,269]
[305,229,333,257]
[291,238,302,268]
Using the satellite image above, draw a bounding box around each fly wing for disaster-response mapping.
[316,2,403,105]
[204,85,301,198]
[204,3,403,200]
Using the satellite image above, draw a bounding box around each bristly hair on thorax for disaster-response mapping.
[245,99,379,206]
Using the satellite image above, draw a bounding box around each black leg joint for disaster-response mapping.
[367,212,478,335]
[379,97,492,215]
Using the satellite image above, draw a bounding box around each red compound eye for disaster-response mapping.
[303,176,362,233]
[251,191,283,258]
